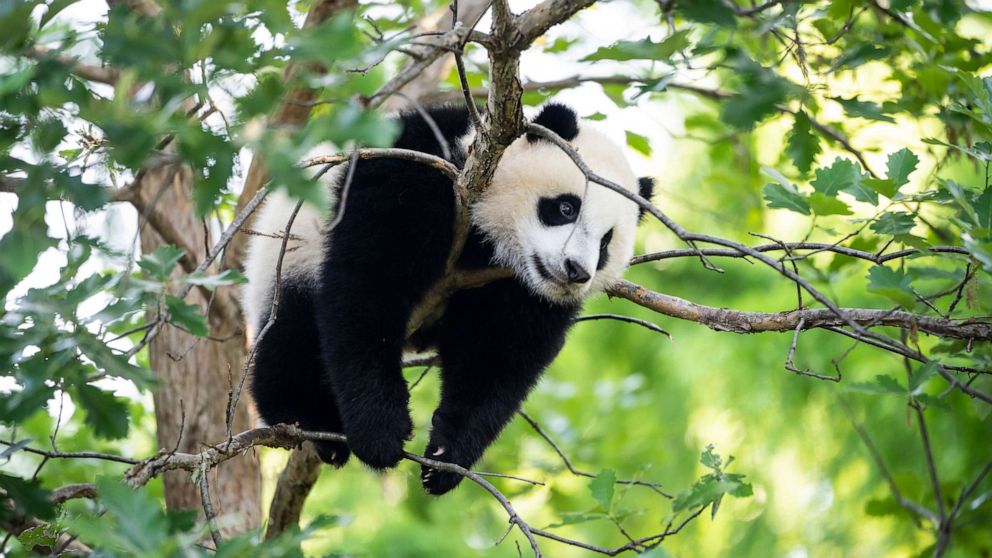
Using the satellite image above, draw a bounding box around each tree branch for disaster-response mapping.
[26,45,120,85]
[607,280,992,342]
[264,444,323,540]
[123,424,698,557]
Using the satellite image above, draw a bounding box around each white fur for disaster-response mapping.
[241,164,343,336]
[472,121,640,303]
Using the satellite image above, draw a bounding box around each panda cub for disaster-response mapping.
[243,103,653,495]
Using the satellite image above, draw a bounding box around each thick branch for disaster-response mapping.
[26,45,120,85]
[513,0,598,47]
[264,444,323,540]
[607,280,992,341]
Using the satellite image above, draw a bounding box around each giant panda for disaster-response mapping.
[243,102,654,495]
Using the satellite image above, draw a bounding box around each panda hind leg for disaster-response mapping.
[249,280,350,467]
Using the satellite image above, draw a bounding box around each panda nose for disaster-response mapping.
[564,259,591,284]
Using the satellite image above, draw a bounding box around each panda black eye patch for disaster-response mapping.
[597,228,614,270]
[538,194,582,226]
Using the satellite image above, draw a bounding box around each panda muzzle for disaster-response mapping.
[564,258,591,284]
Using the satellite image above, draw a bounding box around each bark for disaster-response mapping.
[264,444,323,539]
[378,0,491,112]
[136,163,260,534]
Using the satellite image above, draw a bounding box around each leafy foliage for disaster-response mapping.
[1,0,991,557]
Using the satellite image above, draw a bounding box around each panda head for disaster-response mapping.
[472,103,654,304]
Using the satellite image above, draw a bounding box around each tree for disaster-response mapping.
[1,0,990,556]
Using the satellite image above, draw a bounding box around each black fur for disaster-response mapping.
[637,176,655,220]
[537,194,581,227]
[527,103,579,142]
[249,104,626,495]
[596,229,614,271]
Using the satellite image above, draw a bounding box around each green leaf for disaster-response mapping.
[721,79,790,129]
[895,234,930,250]
[870,212,916,236]
[681,0,737,27]
[39,0,80,28]
[55,173,110,211]
[811,157,860,196]
[700,444,723,470]
[843,175,879,205]
[625,131,651,156]
[0,0,36,49]
[866,266,915,307]
[544,36,578,54]
[165,295,208,337]
[863,178,899,198]
[584,112,607,121]
[808,192,853,215]
[833,97,896,123]
[75,330,154,386]
[589,469,616,511]
[886,148,919,188]
[909,361,940,396]
[672,475,752,516]
[74,477,169,552]
[74,384,130,439]
[786,112,821,174]
[32,116,68,152]
[601,83,631,108]
[0,438,33,460]
[830,43,890,72]
[0,473,53,521]
[974,187,992,229]
[17,524,58,549]
[864,498,902,517]
[137,245,185,281]
[581,30,691,62]
[763,183,810,214]
[184,269,248,290]
[0,379,54,424]
[672,446,751,518]
[307,104,400,148]
[846,375,907,395]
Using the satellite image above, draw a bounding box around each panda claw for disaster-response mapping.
[432,446,446,456]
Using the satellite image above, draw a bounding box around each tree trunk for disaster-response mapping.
[137,164,260,534]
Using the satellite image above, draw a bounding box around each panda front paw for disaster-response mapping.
[345,404,413,470]
[421,441,467,495]
[420,415,469,495]
[312,440,350,468]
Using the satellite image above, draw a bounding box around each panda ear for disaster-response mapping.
[527,103,579,143]
[637,177,655,221]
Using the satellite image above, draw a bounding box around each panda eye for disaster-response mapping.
[538,194,582,226]
[600,228,614,248]
[597,228,614,270]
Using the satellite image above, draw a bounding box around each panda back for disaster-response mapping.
[241,163,343,337]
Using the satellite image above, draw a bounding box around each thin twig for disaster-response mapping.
[199,470,222,549]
